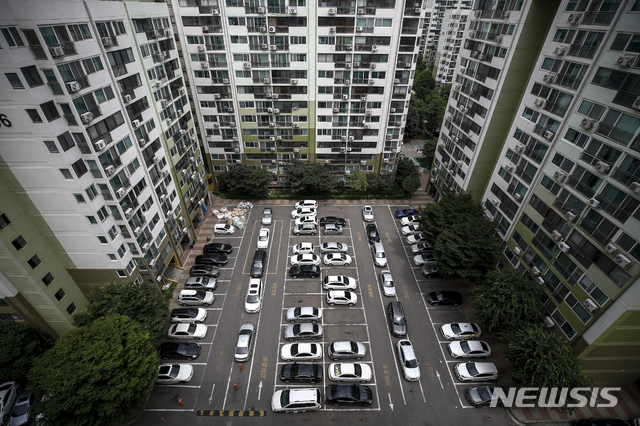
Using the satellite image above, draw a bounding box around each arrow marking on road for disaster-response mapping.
[208,384,215,405]
[388,393,393,411]
[258,381,263,401]
[436,371,444,389]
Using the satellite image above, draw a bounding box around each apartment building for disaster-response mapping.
[0,0,206,338]
[434,8,470,85]
[170,0,423,185]
[422,0,472,70]
[432,0,640,385]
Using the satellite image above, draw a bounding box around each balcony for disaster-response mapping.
[581,11,616,25]
[208,60,228,68]
[205,44,225,51]
[250,61,271,68]
[112,63,128,77]
[49,42,77,58]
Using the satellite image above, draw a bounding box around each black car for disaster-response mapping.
[421,262,439,278]
[202,243,233,254]
[195,252,228,266]
[279,363,323,383]
[466,386,508,408]
[426,291,462,306]
[319,216,347,226]
[326,385,373,406]
[189,264,220,278]
[158,342,201,360]
[289,264,321,278]
[365,224,380,244]
[575,420,629,426]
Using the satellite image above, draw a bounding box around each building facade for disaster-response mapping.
[434,7,470,85]
[0,0,207,338]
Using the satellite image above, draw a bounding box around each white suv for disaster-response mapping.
[245,278,263,313]
[271,388,321,413]
[178,289,215,306]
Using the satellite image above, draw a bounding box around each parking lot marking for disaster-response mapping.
[196,410,266,417]
[266,219,284,274]
[159,385,202,389]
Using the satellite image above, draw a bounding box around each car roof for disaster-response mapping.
[399,340,416,359]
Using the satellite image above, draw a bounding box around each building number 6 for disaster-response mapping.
[0,114,12,128]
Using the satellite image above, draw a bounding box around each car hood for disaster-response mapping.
[404,366,421,380]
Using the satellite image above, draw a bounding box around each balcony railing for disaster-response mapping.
[581,11,616,25]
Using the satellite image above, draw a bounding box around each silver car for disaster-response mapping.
[261,207,273,225]
[235,323,255,362]
[448,341,492,359]
[320,241,349,254]
[328,341,366,360]
[454,362,498,382]
[293,223,317,235]
[380,270,396,297]
[184,276,217,291]
[397,339,420,381]
[362,205,374,222]
[285,306,323,323]
[283,323,323,341]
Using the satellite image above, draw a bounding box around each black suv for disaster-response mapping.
[366,224,380,244]
[189,264,220,278]
[195,252,228,266]
[158,342,201,360]
[319,216,346,226]
[289,264,320,278]
[251,250,267,277]
[279,363,323,383]
[202,242,233,254]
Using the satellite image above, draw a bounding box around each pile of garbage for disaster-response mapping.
[237,201,253,209]
[210,205,249,230]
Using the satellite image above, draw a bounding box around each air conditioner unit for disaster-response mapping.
[269,45,277,50]
[348,136,354,141]
[357,8,365,14]
[291,79,298,84]
[272,94,279,99]
[268,26,276,33]
[80,112,94,124]
[495,35,503,43]
[594,161,610,173]
[202,26,209,33]
[414,7,421,12]
[182,227,188,235]
[155,52,165,61]
[329,27,336,33]
[543,317,555,328]
[243,62,251,68]
[531,267,541,276]
[345,170,352,175]
[213,123,219,128]
[565,211,576,221]
[258,6,265,13]
[553,171,567,183]
[236,160,242,163]
[328,8,336,14]
[383,159,389,163]
[138,138,146,147]
[368,79,375,85]
[133,227,142,237]
[534,98,545,107]
[484,212,494,221]
[363,124,369,129]
[346,63,352,68]
[50,46,65,57]
[558,241,570,253]
[617,55,636,67]
[161,100,168,108]
[270,147,276,151]
[259,27,267,33]
[605,243,618,254]
[289,7,297,13]
[360,95,367,100]
[567,13,582,24]
[513,144,525,153]
[293,122,299,127]
[588,198,600,208]
[370,63,376,69]
[263,78,271,84]
[630,182,640,194]
[266,92,273,98]
[294,148,299,153]
[581,298,599,313]
[544,131,555,140]
[66,81,81,93]
[116,188,126,199]
[554,45,568,55]
[201,62,209,68]
[104,165,116,177]
[269,136,275,141]
[94,140,107,151]
[543,73,556,84]
[269,122,275,126]
[268,108,274,113]
[213,93,221,98]
[615,253,633,269]
[504,163,515,172]
[513,247,522,256]
[344,79,350,84]
[197,45,205,51]
[356,26,363,32]
[273,108,280,113]
[550,230,563,241]
[514,193,523,202]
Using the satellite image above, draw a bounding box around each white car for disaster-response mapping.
[323,253,352,266]
[323,275,357,290]
[295,200,318,210]
[285,306,323,323]
[257,228,270,249]
[320,241,349,254]
[280,342,323,361]
[167,323,207,340]
[440,322,482,340]
[292,242,314,254]
[406,233,427,245]
[362,205,374,222]
[245,278,263,313]
[326,290,358,306]
[447,341,492,359]
[400,215,420,226]
[291,207,317,218]
[290,253,321,266]
[401,224,421,235]
[328,363,373,383]
[271,388,322,413]
[261,207,272,225]
[157,363,194,384]
[454,362,498,382]
[397,339,420,382]
[380,270,396,297]
[294,215,318,226]
[214,224,235,234]
[413,254,435,266]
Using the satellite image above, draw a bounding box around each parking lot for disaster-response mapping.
[134,204,513,425]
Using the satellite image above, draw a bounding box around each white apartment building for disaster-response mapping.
[434,8,470,85]
[422,0,472,69]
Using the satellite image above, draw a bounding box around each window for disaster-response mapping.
[57,131,76,151]
[27,255,41,269]
[66,303,76,315]
[96,206,109,222]
[60,169,73,180]
[612,154,640,185]
[73,194,86,203]
[0,213,10,230]
[40,101,60,122]
[1,27,24,47]
[86,215,97,224]
[108,254,117,261]
[5,73,24,89]
[71,159,88,178]
[26,109,43,123]
[11,236,27,251]
[20,66,44,87]
[596,109,640,145]
[54,288,66,301]
[116,270,127,278]
[98,236,108,244]
[68,24,92,41]
[42,273,54,286]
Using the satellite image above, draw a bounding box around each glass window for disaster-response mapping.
[26,109,43,123]
[54,288,66,301]
[5,73,24,89]
[20,66,44,87]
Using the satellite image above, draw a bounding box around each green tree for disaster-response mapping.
[377,173,395,194]
[395,158,419,184]
[283,159,309,194]
[471,269,546,334]
[300,162,338,195]
[72,281,169,343]
[422,138,437,168]
[349,169,369,193]
[500,324,592,415]
[423,90,446,136]
[418,192,484,244]
[216,165,243,192]
[29,314,159,426]
[241,166,272,194]
[413,69,436,100]
[402,172,422,195]
[0,322,46,383]
[415,55,426,76]
[405,97,427,138]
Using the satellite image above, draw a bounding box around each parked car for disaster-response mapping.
[421,262,439,278]
[177,290,215,307]
[295,200,318,210]
[406,233,427,245]
[170,307,207,323]
[245,278,263,313]
[447,341,491,359]
[323,253,352,266]
[400,215,420,226]
[362,205,374,222]
[395,208,420,218]
[290,253,321,267]
[256,228,270,249]
[271,388,321,413]
[320,242,348,254]
[319,216,346,226]
[380,270,396,297]
[283,323,324,341]
[413,253,436,266]
[326,385,372,406]
[294,215,318,226]
[9,390,33,426]
[0,382,19,425]
[291,207,317,219]
[285,306,323,323]
[194,252,228,266]
[327,290,357,306]
[426,291,462,306]
[397,340,420,381]
[466,386,509,408]
[366,223,380,244]
[454,362,498,382]
[189,264,220,278]
[440,322,482,340]
[213,224,235,234]
[261,207,273,225]
[293,242,314,254]
[184,277,217,291]
[202,242,233,254]
[158,342,201,360]
[371,242,387,267]
[289,264,321,278]
[157,363,194,384]
[387,301,407,337]
[250,249,267,277]
[323,224,344,235]
[402,225,422,236]
[280,343,322,361]
[410,242,434,254]
[323,275,357,290]
[234,323,255,362]
[279,363,323,383]
[328,363,372,383]
[293,223,318,235]
[328,341,366,360]
[167,323,207,340]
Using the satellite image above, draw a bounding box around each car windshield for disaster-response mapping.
[451,324,462,334]
[290,344,300,355]
[293,324,302,333]
[236,347,248,354]
[460,341,470,352]
[247,295,259,303]
[350,342,358,352]
[435,291,445,300]
[280,390,290,407]
[354,364,362,375]
[187,324,197,333]
[259,235,267,241]
[467,364,479,376]
[376,252,385,258]
[169,365,180,378]
[405,358,418,368]
[478,387,491,401]
[394,317,406,325]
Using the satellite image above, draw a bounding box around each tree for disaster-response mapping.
[283,159,309,194]
[402,172,422,195]
[423,90,446,136]
[216,165,243,192]
[500,324,592,415]
[377,173,395,193]
[241,166,272,194]
[405,97,427,138]
[29,315,159,426]
[415,55,426,76]
[300,162,338,195]
[395,158,419,184]
[0,322,46,383]
[72,281,169,343]
[422,138,437,168]
[349,169,369,193]
[471,269,546,334]
[418,192,484,244]
[413,69,436,101]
